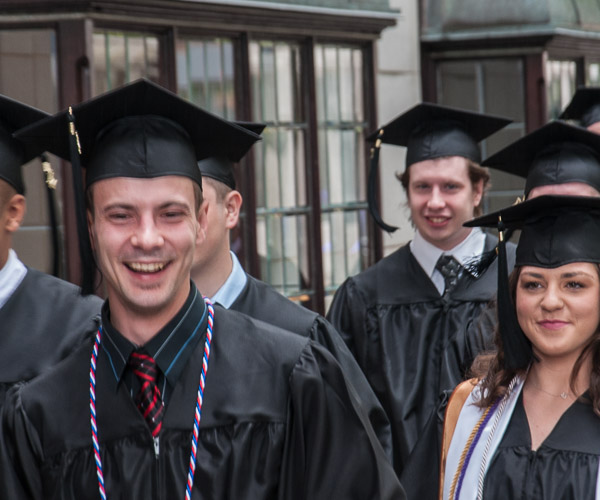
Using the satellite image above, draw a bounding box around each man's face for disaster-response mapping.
[88,175,205,319]
[407,156,483,250]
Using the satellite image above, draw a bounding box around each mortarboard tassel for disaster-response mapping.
[496,216,533,371]
[41,154,60,277]
[68,107,95,295]
[368,129,398,233]
[463,227,515,278]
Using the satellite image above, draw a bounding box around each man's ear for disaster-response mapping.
[223,190,242,230]
[4,194,26,233]
[472,178,485,207]
[196,199,209,245]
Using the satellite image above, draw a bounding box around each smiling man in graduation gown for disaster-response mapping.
[327,103,513,476]
[0,95,101,407]
[0,79,404,500]
[192,145,392,460]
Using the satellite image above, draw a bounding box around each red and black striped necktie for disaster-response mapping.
[128,351,164,437]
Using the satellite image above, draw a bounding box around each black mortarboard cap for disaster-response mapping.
[559,87,600,128]
[482,120,600,197]
[14,79,262,294]
[14,78,262,188]
[465,195,600,370]
[198,121,266,190]
[366,103,512,166]
[365,103,511,232]
[0,95,48,194]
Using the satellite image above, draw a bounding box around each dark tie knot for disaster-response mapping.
[129,351,158,381]
[435,254,462,293]
[128,350,164,437]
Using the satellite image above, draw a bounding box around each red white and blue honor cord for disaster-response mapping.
[89,297,215,500]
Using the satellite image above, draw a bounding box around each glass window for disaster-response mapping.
[176,37,235,119]
[250,40,310,301]
[437,58,527,212]
[93,30,159,93]
[315,44,369,305]
[545,59,576,120]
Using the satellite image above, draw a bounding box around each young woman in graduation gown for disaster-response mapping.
[441,195,600,500]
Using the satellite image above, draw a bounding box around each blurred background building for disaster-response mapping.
[1,0,598,313]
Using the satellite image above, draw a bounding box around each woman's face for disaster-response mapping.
[516,262,600,362]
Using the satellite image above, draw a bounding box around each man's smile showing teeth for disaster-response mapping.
[127,262,166,273]
[427,217,448,223]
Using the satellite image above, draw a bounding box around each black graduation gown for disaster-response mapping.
[0,268,102,406]
[0,305,405,500]
[327,235,515,474]
[230,273,393,460]
[481,392,600,500]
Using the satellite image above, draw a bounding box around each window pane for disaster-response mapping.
[546,59,576,120]
[275,44,295,123]
[323,46,340,121]
[588,62,600,86]
[316,43,368,297]
[254,41,277,123]
[127,36,146,81]
[481,59,524,121]
[145,37,160,82]
[93,30,160,94]
[437,61,477,111]
[321,209,369,293]
[176,37,235,119]
[108,33,126,87]
[93,33,108,94]
[257,213,309,298]
[251,40,310,299]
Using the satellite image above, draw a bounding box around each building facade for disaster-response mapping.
[3,0,598,314]
[0,0,400,314]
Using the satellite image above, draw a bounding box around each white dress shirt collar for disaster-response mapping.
[409,228,486,295]
[209,251,248,309]
[0,249,27,310]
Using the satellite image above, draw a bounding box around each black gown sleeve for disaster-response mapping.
[326,277,366,357]
[279,342,405,500]
[0,385,43,499]
[400,390,450,500]
[309,315,394,463]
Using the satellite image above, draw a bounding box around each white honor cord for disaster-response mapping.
[476,376,519,500]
